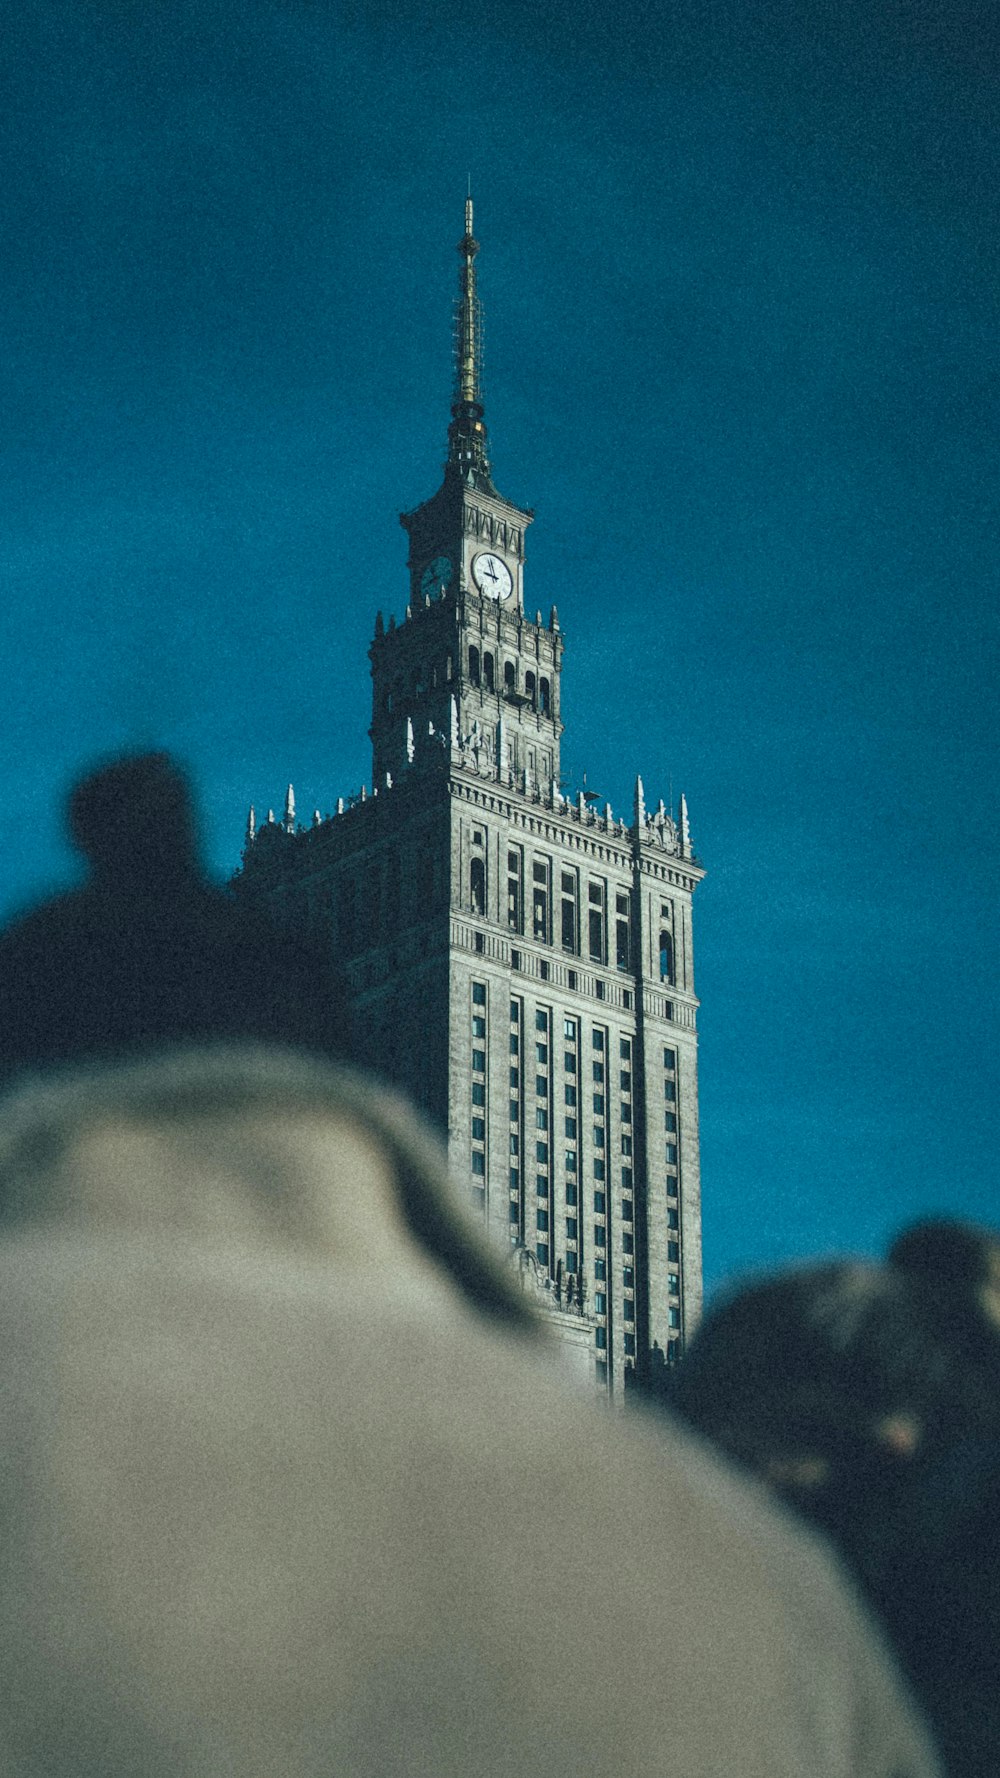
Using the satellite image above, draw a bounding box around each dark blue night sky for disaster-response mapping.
[3,0,997,1291]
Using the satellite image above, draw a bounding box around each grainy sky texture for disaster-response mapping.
[3,0,997,1291]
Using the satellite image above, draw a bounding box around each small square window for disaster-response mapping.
[472,1049,486,1072]
[471,1151,485,1175]
[593,1190,606,1214]
[667,1240,679,1262]
[472,1015,486,1038]
[622,1231,634,1255]
[536,1010,548,1031]
[472,1117,485,1140]
[472,1083,486,1106]
[472,983,486,1004]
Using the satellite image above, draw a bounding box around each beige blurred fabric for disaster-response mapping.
[0,1047,940,1778]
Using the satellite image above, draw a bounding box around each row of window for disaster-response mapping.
[470,850,678,987]
[468,647,552,712]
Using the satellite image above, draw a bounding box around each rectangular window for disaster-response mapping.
[621,1133,633,1156]
[536,1208,549,1232]
[564,1084,577,1106]
[620,1070,631,1092]
[666,1175,678,1198]
[509,1201,520,1222]
[472,1117,485,1140]
[564,1051,577,1073]
[595,1326,607,1350]
[536,1175,549,1196]
[622,1230,634,1255]
[472,982,486,1004]
[507,848,523,933]
[667,1241,679,1262]
[535,1075,547,1096]
[536,1043,548,1064]
[563,1018,575,1039]
[593,1158,605,1180]
[622,1198,633,1221]
[472,1083,486,1106]
[668,1307,681,1329]
[565,1150,578,1172]
[532,887,549,943]
[509,1067,518,1088]
[620,1102,632,1123]
[665,1144,677,1164]
[665,1112,677,1132]
[592,1030,605,1050]
[624,1298,635,1322]
[472,1049,486,1073]
[536,1107,548,1130]
[509,1167,519,1189]
[535,1010,548,1031]
[560,869,578,954]
[566,1217,578,1241]
[593,1093,605,1116]
[471,1151,485,1175]
[669,1273,680,1295]
[667,1208,679,1229]
[566,1251,578,1272]
[593,1224,606,1247]
[510,1034,519,1054]
[567,968,578,990]
[594,1291,607,1315]
[663,1047,676,1070]
[593,1191,606,1214]
[624,1332,636,1356]
[510,948,522,970]
[565,1180,578,1206]
[620,1037,632,1059]
[588,882,606,964]
[472,1015,486,1037]
[622,1167,633,1190]
[564,1117,577,1139]
[664,1081,676,1102]
[539,959,550,981]
[594,1257,607,1281]
[623,1266,635,1288]
[509,1133,519,1155]
[536,1243,549,1267]
[536,1141,549,1164]
[592,1061,604,1083]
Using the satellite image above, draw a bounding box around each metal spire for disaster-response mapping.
[447,192,493,485]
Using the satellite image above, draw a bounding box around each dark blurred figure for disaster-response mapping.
[661,1224,1000,1778]
[0,751,352,1077]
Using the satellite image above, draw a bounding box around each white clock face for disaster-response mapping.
[472,552,513,601]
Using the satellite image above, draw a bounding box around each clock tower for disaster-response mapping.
[237,198,705,1400]
[370,198,563,794]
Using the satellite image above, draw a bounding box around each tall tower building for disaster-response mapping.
[236,199,705,1395]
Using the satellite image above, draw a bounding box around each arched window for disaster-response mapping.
[525,670,536,705]
[539,677,551,714]
[469,645,481,687]
[471,857,486,915]
[483,652,496,692]
[504,659,516,693]
[659,930,674,985]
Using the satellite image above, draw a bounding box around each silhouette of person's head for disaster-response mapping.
[0,752,351,1078]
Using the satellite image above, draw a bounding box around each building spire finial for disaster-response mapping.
[447,190,493,486]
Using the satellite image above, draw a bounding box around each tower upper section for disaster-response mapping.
[370,198,563,789]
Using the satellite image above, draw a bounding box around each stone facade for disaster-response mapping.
[235,201,705,1398]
